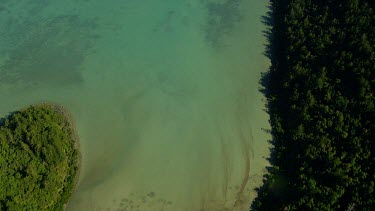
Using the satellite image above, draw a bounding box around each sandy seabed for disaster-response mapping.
[0,0,270,210]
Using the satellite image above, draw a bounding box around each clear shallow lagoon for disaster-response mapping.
[0,0,270,210]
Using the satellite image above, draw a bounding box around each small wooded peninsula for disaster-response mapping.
[252,0,374,210]
[0,104,80,210]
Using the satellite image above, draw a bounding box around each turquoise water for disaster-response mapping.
[0,0,270,210]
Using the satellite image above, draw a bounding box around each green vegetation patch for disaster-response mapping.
[0,104,79,210]
[252,0,374,210]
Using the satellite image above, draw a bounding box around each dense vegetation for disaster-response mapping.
[0,104,79,210]
[252,0,374,210]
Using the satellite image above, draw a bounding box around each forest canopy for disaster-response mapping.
[252,0,374,210]
[0,104,79,210]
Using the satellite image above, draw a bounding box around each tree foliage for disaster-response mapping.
[252,0,375,210]
[0,104,79,211]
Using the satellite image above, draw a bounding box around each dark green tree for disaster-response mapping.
[252,0,375,210]
[0,104,80,211]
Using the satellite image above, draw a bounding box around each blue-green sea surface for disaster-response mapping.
[0,0,270,210]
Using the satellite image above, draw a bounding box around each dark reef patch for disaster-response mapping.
[0,12,98,88]
[202,0,243,48]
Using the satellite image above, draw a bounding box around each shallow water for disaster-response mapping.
[0,0,270,210]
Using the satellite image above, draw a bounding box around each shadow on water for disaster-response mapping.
[250,1,286,210]
[258,3,275,99]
